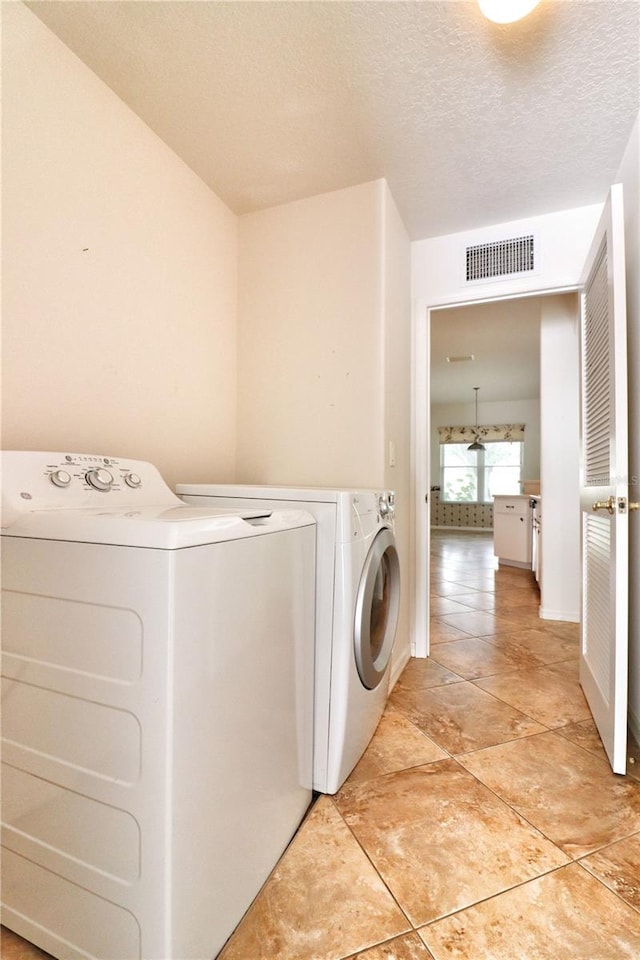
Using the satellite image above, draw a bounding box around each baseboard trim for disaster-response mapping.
[499,558,531,570]
[539,608,580,623]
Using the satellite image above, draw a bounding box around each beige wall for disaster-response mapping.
[1,4,238,491]
[237,179,412,669]
[3,5,413,674]
[382,183,412,677]
[237,180,384,488]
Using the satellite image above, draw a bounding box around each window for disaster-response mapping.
[441,441,523,503]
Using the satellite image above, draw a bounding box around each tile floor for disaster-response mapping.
[3,529,640,959]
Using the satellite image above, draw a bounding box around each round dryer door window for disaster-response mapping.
[354,528,400,690]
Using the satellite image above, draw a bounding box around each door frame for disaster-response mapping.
[412,284,581,658]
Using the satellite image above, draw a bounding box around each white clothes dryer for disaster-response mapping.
[1,452,315,960]
[176,483,401,794]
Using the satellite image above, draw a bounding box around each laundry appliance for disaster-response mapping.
[176,483,401,794]
[1,452,315,960]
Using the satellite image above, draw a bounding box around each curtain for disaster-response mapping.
[438,423,525,443]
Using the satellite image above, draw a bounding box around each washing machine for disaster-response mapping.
[176,483,401,794]
[1,451,315,960]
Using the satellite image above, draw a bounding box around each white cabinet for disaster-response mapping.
[493,495,532,568]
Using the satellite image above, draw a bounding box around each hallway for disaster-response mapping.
[3,530,640,959]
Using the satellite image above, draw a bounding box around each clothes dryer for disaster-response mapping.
[1,452,315,960]
[176,483,401,794]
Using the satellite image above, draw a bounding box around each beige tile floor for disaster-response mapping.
[3,529,640,959]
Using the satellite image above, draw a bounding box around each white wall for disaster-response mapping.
[413,133,639,731]
[539,294,580,622]
[411,205,604,657]
[1,4,238,490]
[616,114,640,740]
[412,204,603,307]
[430,398,541,485]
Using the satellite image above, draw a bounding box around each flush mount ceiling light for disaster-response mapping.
[468,387,486,452]
[478,0,541,24]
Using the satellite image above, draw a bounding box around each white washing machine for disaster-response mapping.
[176,483,401,794]
[1,452,315,960]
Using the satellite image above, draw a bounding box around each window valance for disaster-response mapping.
[438,423,525,444]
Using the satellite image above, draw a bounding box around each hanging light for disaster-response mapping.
[478,0,541,24]
[468,387,486,451]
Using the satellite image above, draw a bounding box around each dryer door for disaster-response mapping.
[354,528,400,690]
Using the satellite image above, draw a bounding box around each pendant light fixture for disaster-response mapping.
[478,0,541,24]
[467,387,485,451]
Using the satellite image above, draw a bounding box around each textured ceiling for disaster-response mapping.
[25,0,640,240]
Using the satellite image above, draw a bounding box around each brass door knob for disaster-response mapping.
[592,497,616,514]
[593,497,640,514]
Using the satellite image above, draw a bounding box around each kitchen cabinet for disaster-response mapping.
[493,495,532,568]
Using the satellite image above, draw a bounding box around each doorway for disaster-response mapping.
[413,288,581,660]
[430,296,541,533]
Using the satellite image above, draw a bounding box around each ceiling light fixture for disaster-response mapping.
[478,0,541,24]
[467,387,486,451]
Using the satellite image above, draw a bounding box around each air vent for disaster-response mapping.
[466,234,535,283]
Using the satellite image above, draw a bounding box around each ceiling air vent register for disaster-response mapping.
[465,234,536,283]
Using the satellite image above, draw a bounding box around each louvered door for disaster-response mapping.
[579,184,628,775]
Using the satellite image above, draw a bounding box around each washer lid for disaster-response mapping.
[176,483,354,503]
[1,505,315,549]
[177,484,389,542]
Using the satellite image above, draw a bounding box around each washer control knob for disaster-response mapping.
[50,469,72,488]
[86,467,114,491]
[124,472,142,489]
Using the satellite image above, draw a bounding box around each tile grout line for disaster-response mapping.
[435,565,640,916]
[425,532,640,919]
[326,794,415,943]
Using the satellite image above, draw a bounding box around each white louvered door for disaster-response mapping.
[579,184,628,775]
